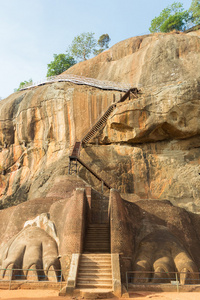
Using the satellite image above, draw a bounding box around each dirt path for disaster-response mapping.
[1,290,200,299]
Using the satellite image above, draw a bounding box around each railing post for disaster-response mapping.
[126,272,128,291]
[175,272,179,293]
[60,268,62,291]
[101,181,104,194]
[9,268,13,290]
[68,158,71,174]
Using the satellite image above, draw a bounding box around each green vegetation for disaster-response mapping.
[149,1,200,33]
[190,0,200,25]
[68,32,97,61]
[149,2,190,33]
[47,53,76,77]
[68,32,111,61]
[14,79,33,92]
[15,32,111,90]
[94,34,111,55]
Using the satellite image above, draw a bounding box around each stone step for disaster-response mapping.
[84,244,110,247]
[85,235,109,239]
[78,274,112,279]
[84,247,110,250]
[86,230,109,232]
[84,247,110,251]
[85,236,109,238]
[86,237,109,239]
[80,257,111,260]
[86,231,109,233]
[85,242,110,245]
[85,241,110,243]
[79,266,111,270]
[81,254,111,257]
[86,227,109,229]
[87,224,109,227]
[85,236,110,239]
[86,234,109,237]
[76,283,113,289]
[80,257,111,262]
[85,234,109,236]
[77,278,112,284]
[86,233,109,236]
[87,227,109,231]
[76,289,114,299]
[84,249,110,252]
[86,228,109,230]
[79,263,111,268]
[84,242,110,245]
[79,268,112,274]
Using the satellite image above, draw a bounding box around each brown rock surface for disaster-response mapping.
[0,30,200,286]
[1,179,200,286]
[0,31,200,211]
[0,83,122,207]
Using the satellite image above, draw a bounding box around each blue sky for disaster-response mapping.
[0,0,193,99]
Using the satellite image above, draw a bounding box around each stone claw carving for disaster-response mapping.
[0,226,60,282]
[133,230,199,285]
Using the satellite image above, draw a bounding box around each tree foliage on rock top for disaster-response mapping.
[47,53,76,77]
[14,79,33,92]
[189,0,200,25]
[149,2,190,33]
[68,32,97,61]
[94,34,111,55]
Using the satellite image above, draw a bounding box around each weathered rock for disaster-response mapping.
[0,180,200,285]
[64,31,200,88]
[0,83,122,207]
[0,30,200,289]
[0,30,200,212]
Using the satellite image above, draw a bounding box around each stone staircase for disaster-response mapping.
[76,254,112,289]
[84,224,110,253]
[76,224,112,290]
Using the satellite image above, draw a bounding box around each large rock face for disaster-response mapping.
[0,83,121,207]
[0,30,200,212]
[0,30,200,287]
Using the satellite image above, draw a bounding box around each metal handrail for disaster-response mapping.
[0,267,62,280]
[126,270,200,291]
[0,267,64,290]
[19,74,132,92]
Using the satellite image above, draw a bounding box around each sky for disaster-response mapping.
[0,0,193,99]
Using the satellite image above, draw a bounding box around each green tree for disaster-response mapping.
[149,2,190,33]
[47,53,76,77]
[94,34,111,55]
[189,0,200,25]
[69,32,97,61]
[14,79,33,91]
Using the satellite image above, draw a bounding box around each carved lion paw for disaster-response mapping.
[0,226,60,281]
[133,230,199,285]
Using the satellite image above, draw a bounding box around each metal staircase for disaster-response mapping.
[68,87,139,189]
[82,104,116,144]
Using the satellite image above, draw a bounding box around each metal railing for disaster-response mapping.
[19,74,132,92]
[0,267,64,290]
[126,271,200,291]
